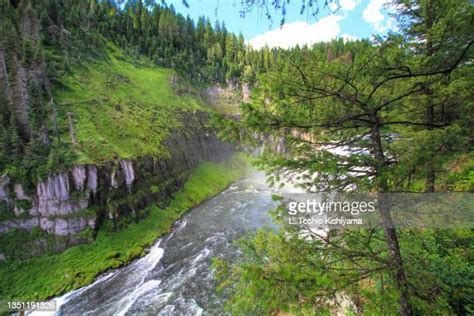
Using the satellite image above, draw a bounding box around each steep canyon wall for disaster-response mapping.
[0,112,234,260]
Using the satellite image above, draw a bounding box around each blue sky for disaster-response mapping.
[166,0,396,48]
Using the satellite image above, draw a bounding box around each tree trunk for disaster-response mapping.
[370,113,413,316]
[378,195,413,316]
[425,92,435,193]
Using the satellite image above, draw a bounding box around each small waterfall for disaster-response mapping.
[110,167,119,189]
[120,160,135,192]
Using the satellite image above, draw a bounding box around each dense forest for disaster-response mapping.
[0,0,308,185]
[0,0,473,315]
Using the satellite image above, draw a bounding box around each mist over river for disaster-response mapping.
[31,171,288,316]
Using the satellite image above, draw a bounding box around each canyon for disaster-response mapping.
[0,112,234,260]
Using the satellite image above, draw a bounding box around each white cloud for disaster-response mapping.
[248,15,356,49]
[362,0,398,33]
[362,0,386,31]
[340,0,359,11]
[385,16,399,32]
[328,2,338,11]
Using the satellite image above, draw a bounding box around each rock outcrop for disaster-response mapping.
[71,166,87,192]
[0,176,9,202]
[201,81,250,113]
[0,112,234,260]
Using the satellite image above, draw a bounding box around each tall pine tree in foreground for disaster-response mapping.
[214,0,473,314]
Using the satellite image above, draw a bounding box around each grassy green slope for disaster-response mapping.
[56,45,206,164]
[0,154,249,304]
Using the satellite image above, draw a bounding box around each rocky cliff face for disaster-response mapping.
[223,114,287,156]
[0,112,234,260]
[250,132,287,156]
[200,81,251,115]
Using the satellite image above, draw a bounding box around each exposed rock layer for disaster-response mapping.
[0,112,234,259]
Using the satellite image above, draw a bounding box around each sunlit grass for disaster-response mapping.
[55,46,207,164]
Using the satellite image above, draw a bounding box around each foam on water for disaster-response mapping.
[38,171,278,315]
[27,270,118,316]
[116,279,161,316]
[191,247,211,264]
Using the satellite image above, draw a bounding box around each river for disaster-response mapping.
[33,171,286,315]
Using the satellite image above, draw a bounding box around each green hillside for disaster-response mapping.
[55,46,206,164]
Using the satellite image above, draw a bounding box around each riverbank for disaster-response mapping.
[0,154,249,304]
[38,169,276,315]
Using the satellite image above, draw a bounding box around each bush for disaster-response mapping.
[105,251,120,260]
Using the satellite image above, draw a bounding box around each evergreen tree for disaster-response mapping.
[214,1,474,315]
